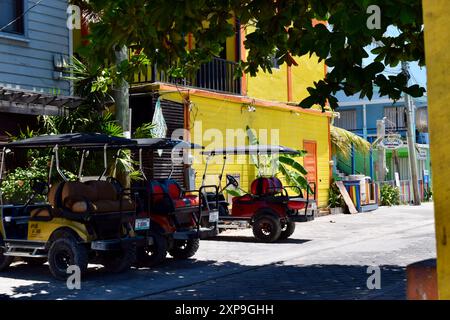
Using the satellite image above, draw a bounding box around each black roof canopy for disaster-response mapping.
[201,145,300,156]
[133,138,203,150]
[5,133,136,149]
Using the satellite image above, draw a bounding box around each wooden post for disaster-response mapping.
[376,119,386,181]
[422,0,450,299]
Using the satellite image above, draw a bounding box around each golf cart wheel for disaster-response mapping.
[279,220,296,240]
[101,243,136,273]
[136,231,168,267]
[23,257,47,266]
[48,236,88,281]
[252,215,282,243]
[0,243,13,272]
[168,239,200,259]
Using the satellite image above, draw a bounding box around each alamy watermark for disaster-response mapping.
[67,5,82,30]
[366,266,381,290]
[367,5,381,30]
[66,265,81,290]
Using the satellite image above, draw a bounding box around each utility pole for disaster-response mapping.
[114,46,131,138]
[376,119,386,182]
[402,61,421,205]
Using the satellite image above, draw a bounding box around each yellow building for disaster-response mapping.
[130,19,331,207]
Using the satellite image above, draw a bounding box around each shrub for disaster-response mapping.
[380,184,400,206]
[0,167,47,204]
[328,183,344,208]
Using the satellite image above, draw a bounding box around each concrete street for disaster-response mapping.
[0,203,436,300]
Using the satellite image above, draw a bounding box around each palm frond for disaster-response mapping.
[330,125,370,159]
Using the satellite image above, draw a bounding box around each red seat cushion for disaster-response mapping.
[185,194,200,206]
[159,179,182,200]
[173,199,187,208]
[147,180,165,203]
[270,177,283,194]
[232,194,253,204]
[288,200,306,210]
[250,177,282,196]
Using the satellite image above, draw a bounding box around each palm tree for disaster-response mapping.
[330,125,370,159]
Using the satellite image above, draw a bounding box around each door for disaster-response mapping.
[303,140,318,199]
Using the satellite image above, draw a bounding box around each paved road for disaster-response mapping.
[0,203,436,300]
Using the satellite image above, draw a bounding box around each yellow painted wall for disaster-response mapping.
[423,0,450,299]
[291,56,325,102]
[243,25,325,103]
[161,92,331,207]
[246,64,290,102]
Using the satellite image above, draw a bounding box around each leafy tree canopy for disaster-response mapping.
[76,0,425,111]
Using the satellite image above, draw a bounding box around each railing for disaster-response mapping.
[381,180,430,203]
[132,56,242,95]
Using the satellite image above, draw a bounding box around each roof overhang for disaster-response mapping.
[0,86,84,116]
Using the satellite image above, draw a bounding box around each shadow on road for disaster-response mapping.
[0,259,406,300]
[204,235,311,244]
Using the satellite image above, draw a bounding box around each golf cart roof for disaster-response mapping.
[5,133,136,149]
[201,145,300,156]
[133,138,203,150]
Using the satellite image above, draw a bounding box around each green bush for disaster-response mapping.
[0,167,47,204]
[380,184,400,206]
[328,183,344,208]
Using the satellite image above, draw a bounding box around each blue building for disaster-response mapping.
[0,0,79,143]
[334,88,431,203]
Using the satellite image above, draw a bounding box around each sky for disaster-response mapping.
[336,26,428,102]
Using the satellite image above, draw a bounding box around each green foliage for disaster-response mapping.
[79,0,425,111]
[133,122,156,139]
[330,125,371,159]
[0,167,47,204]
[380,183,400,206]
[328,183,344,208]
[424,186,432,202]
[245,125,310,192]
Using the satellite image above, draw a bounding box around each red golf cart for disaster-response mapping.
[200,145,318,242]
[126,138,219,266]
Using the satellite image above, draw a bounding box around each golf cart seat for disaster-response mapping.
[146,179,200,213]
[159,179,200,208]
[49,181,135,213]
[250,177,284,197]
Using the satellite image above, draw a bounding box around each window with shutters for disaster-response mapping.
[0,0,24,35]
[384,106,406,131]
[335,110,357,131]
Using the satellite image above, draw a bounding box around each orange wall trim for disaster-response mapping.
[287,65,293,102]
[184,97,191,140]
[239,25,247,96]
[328,118,332,182]
[188,33,193,50]
[156,83,332,118]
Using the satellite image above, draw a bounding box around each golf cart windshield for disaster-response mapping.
[0,133,137,185]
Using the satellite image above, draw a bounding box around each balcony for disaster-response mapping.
[131,57,242,95]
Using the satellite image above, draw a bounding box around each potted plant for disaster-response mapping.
[328,183,344,214]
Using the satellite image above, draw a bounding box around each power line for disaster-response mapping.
[0,0,46,33]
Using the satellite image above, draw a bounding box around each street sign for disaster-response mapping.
[417,148,428,160]
[379,135,404,150]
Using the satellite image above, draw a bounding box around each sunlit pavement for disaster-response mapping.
[0,203,436,300]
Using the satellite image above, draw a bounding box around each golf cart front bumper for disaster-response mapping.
[91,236,144,251]
[172,227,218,240]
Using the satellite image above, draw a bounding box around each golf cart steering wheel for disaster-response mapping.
[226,174,239,188]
